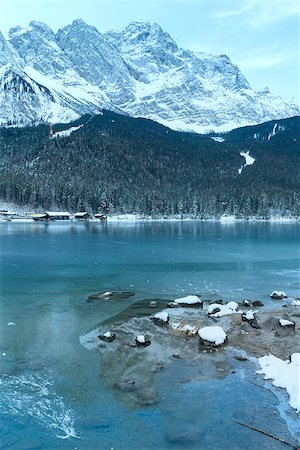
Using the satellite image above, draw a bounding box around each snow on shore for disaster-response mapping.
[257,353,300,412]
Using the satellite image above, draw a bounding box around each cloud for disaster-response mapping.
[212,0,300,27]
[211,0,257,19]
[237,48,298,71]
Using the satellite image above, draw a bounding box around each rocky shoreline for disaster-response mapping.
[81,293,300,415]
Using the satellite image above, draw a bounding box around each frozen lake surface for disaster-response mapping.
[0,221,299,448]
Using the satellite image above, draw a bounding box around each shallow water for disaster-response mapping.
[0,221,299,449]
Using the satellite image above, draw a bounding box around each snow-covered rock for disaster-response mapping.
[279,319,295,327]
[198,326,227,346]
[270,291,288,299]
[135,335,151,347]
[291,299,300,306]
[257,353,300,412]
[173,295,203,307]
[152,311,169,325]
[0,20,299,130]
[241,310,260,329]
[98,331,116,342]
[208,301,239,317]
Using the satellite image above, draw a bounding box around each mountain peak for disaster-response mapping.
[0,19,299,131]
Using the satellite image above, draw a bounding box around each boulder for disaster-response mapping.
[198,326,227,350]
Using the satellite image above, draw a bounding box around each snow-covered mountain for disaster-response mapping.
[0,20,299,132]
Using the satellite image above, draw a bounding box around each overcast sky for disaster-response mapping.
[1,0,299,104]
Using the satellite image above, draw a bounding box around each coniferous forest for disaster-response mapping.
[0,110,299,218]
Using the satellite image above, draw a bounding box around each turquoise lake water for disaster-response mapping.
[0,221,299,449]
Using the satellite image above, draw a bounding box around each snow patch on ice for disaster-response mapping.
[257,353,300,412]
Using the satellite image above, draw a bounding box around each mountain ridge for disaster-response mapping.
[0,19,299,132]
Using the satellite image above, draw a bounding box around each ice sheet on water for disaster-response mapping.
[0,372,80,439]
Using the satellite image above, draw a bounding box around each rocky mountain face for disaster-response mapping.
[0,20,299,132]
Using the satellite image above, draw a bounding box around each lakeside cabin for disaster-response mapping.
[95,213,107,220]
[32,212,71,221]
[32,213,49,221]
[46,212,71,220]
[74,212,91,220]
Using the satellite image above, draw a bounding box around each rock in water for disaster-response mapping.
[173,295,203,307]
[198,326,227,349]
[98,331,116,342]
[241,310,260,329]
[151,311,169,325]
[149,300,157,308]
[252,300,264,307]
[88,291,135,302]
[135,335,151,347]
[270,291,288,300]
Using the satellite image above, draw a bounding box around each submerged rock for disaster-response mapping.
[115,378,138,392]
[87,291,135,302]
[149,300,157,308]
[252,300,264,307]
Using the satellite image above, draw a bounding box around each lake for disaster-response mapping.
[0,221,299,449]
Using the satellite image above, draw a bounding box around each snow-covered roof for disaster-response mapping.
[45,211,71,216]
[32,213,48,218]
[74,212,90,216]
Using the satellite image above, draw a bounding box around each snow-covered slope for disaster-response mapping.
[0,20,299,131]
